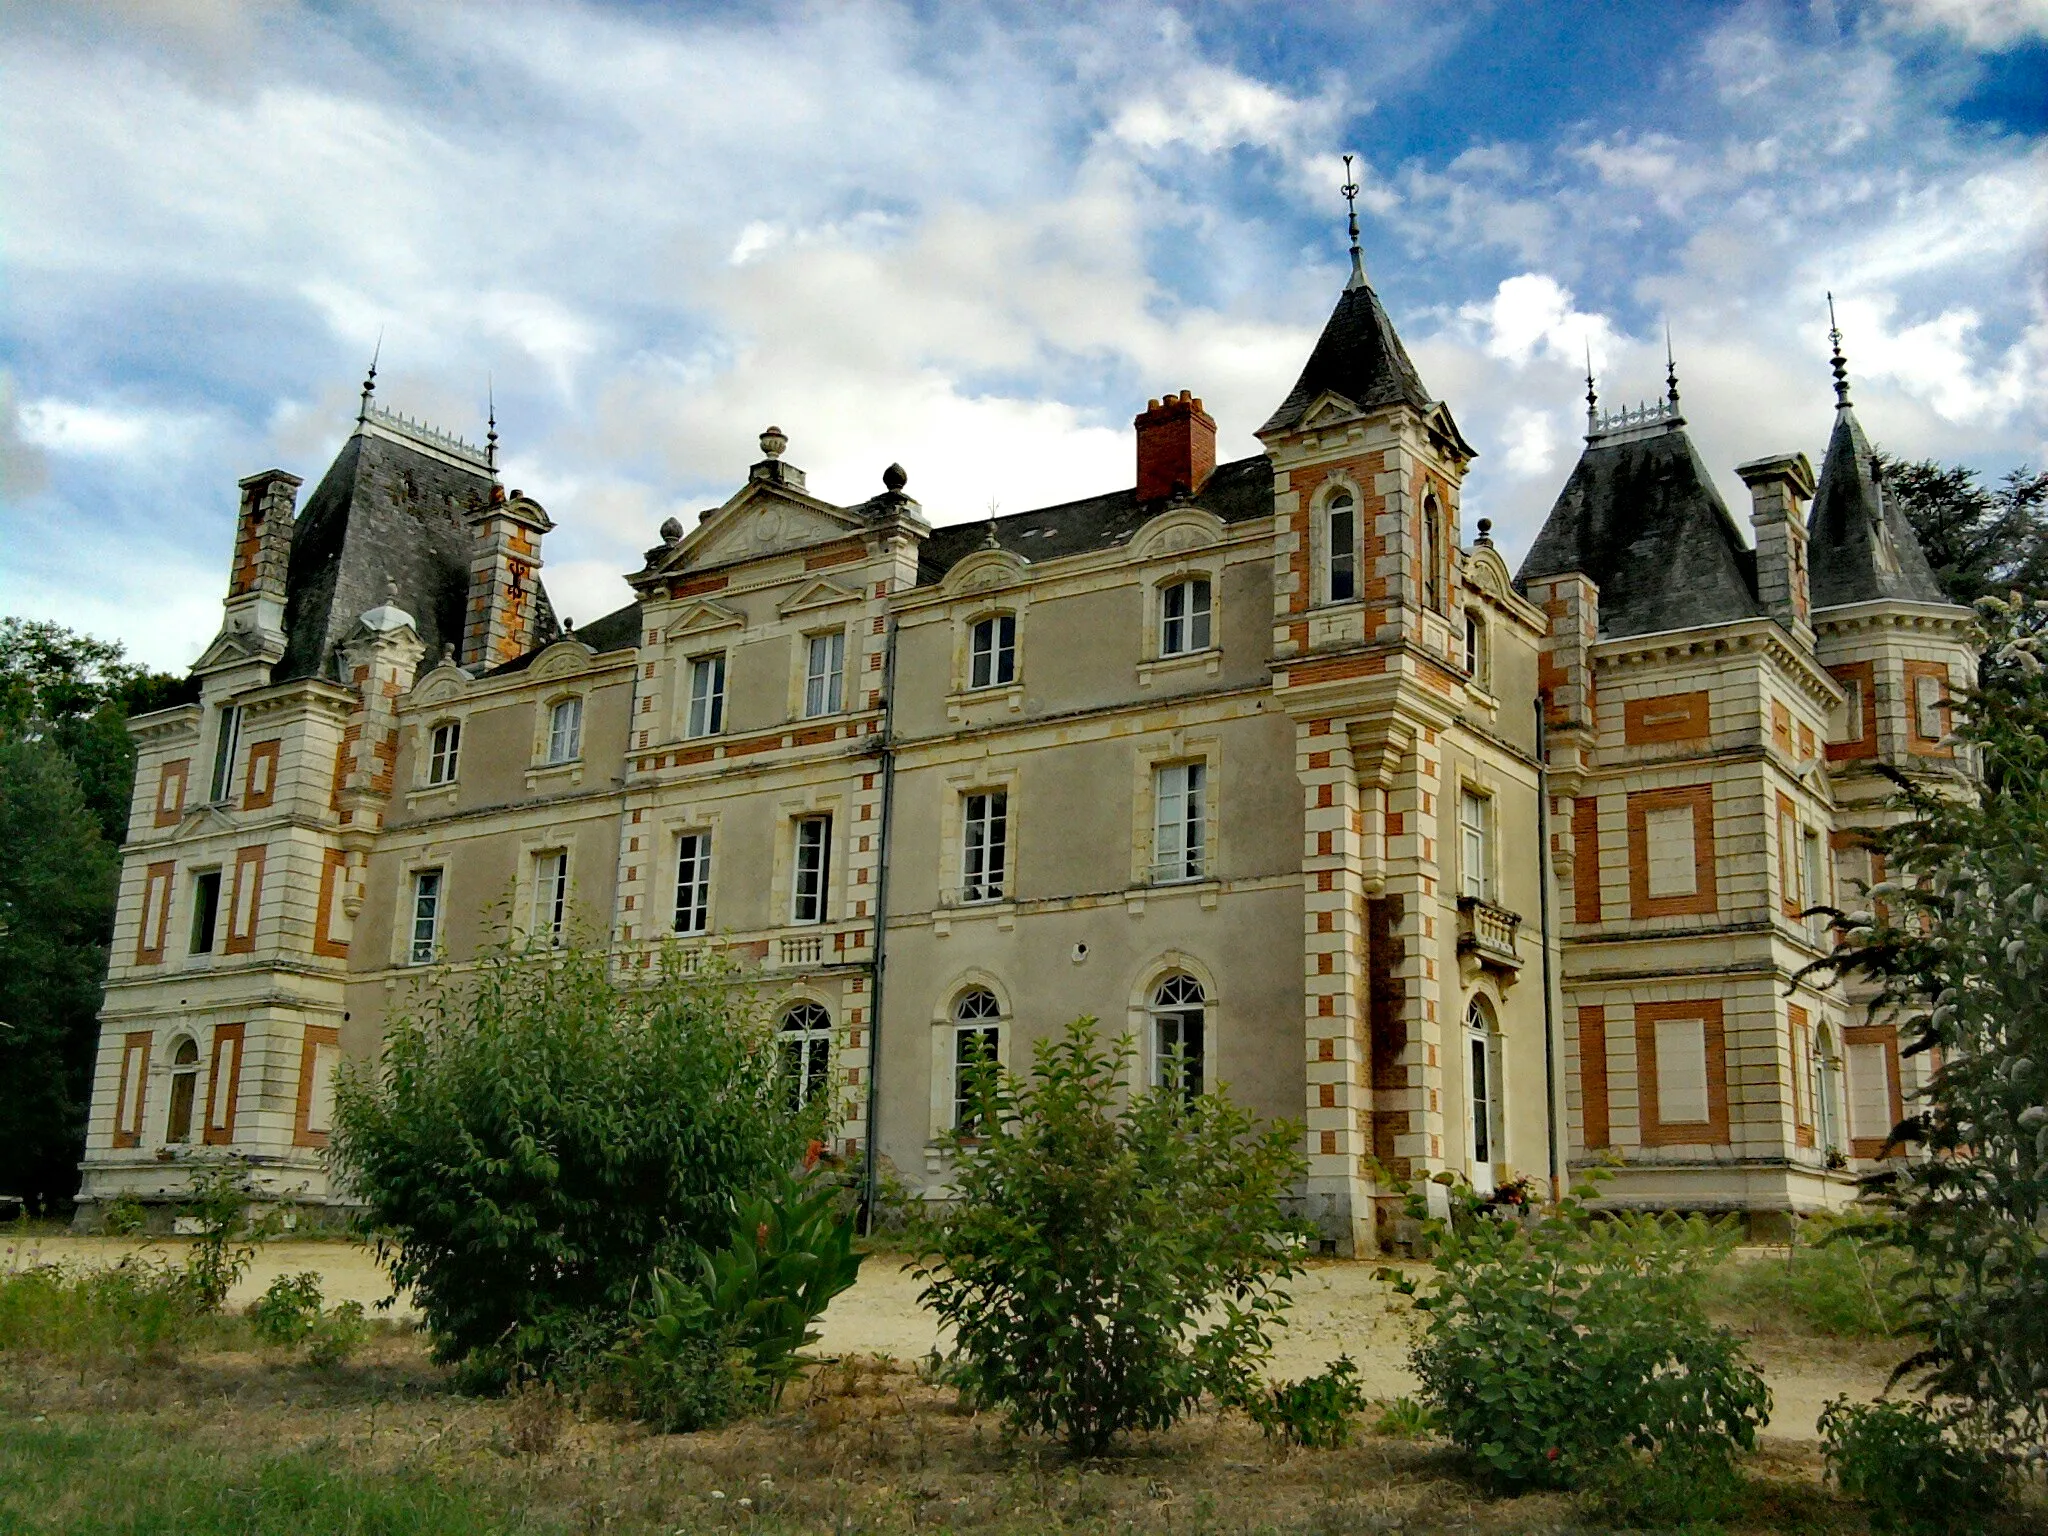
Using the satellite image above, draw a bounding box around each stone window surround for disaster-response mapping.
[1633,997,1730,1147]
[1625,784,1718,920]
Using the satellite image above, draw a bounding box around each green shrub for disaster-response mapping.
[177,1157,280,1313]
[306,1301,368,1368]
[1371,1396,1438,1439]
[606,1321,765,1434]
[1703,1216,1906,1338]
[249,1272,325,1349]
[1818,1397,2014,1535]
[1394,1182,1770,1516]
[914,1017,1308,1455]
[0,1259,204,1362]
[330,936,821,1385]
[1240,1355,1369,1449]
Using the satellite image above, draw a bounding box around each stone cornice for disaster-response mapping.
[1811,598,1979,640]
[1592,617,1844,713]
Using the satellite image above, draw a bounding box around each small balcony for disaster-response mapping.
[1457,896,1524,983]
[777,934,824,969]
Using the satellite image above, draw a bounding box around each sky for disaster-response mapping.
[2,0,2043,672]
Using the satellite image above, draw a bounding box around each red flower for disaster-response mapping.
[804,1139,824,1170]
[756,1220,771,1251]
[1546,1447,1560,1462]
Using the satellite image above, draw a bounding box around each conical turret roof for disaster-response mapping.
[1259,281,1435,436]
[1805,403,1950,610]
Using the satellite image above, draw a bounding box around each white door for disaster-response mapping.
[1466,1028,1496,1195]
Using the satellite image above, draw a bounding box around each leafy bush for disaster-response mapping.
[0,1259,204,1363]
[1240,1355,1369,1449]
[1394,1182,1770,1516]
[177,1157,281,1312]
[1819,1396,2014,1535]
[1371,1396,1438,1439]
[331,937,821,1384]
[914,1017,1308,1455]
[306,1301,368,1367]
[249,1272,325,1349]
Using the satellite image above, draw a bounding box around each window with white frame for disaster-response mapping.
[532,850,569,945]
[1463,610,1487,685]
[969,614,1017,689]
[792,815,831,924]
[687,654,726,738]
[208,704,242,802]
[961,791,1008,903]
[1153,762,1207,882]
[1150,973,1206,1105]
[1847,1042,1893,1144]
[1465,997,1500,1191]
[673,832,712,935]
[545,698,582,764]
[779,1001,833,1112]
[1837,677,1865,744]
[409,868,444,964]
[1801,828,1826,938]
[1159,578,1212,656]
[1325,491,1357,603]
[804,631,846,718]
[1653,1016,1711,1124]
[1458,788,1493,902]
[952,987,1002,1131]
[1913,672,1947,741]
[1814,1026,1843,1153]
[426,721,461,785]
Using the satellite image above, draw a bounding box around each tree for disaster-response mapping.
[1813,595,2048,1458]
[330,936,824,1384]
[1881,458,2048,609]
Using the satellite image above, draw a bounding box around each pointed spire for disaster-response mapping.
[1340,154,1367,290]
[1664,322,1680,410]
[357,331,382,423]
[1585,341,1599,436]
[486,375,499,475]
[1827,292,1852,409]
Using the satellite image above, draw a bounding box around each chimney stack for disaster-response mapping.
[226,469,302,642]
[1134,390,1216,504]
[462,489,554,671]
[1737,453,1816,647]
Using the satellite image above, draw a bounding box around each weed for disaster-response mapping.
[1370,1396,1439,1439]
[1240,1355,1370,1449]
[307,1300,368,1367]
[506,1379,567,1457]
[1704,1217,1906,1339]
[1819,1396,2014,1535]
[249,1271,325,1349]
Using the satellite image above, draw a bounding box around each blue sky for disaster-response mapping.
[3,0,2043,670]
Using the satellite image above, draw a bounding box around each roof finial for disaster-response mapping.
[1827,291,1852,409]
[983,496,1001,552]
[486,375,498,475]
[1664,322,1680,409]
[358,331,382,423]
[1341,154,1367,291]
[1585,340,1599,435]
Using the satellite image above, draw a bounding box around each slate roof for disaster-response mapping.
[915,453,1275,584]
[486,599,642,677]
[1515,424,1762,640]
[274,424,556,681]
[1259,282,1434,436]
[1805,405,1950,609]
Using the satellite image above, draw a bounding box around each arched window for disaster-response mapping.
[952,987,1003,1131]
[166,1037,200,1144]
[779,1002,833,1112]
[1423,494,1443,612]
[1150,973,1207,1105]
[1464,997,1500,1193]
[1325,491,1357,603]
[1159,577,1212,656]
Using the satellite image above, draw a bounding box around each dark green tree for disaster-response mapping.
[1881,458,2048,608]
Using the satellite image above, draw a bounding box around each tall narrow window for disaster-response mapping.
[546,698,582,764]
[779,1002,833,1112]
[1423,495,1442,611]
[792,816,831,923]
[1465,998,1499,1192]
[409,868,444,964]
[805,631,846,718]
[189,869,222,955]
[533,851,568,945]
[687,655,726,738]
[1159,578,1212,656]
[1459,788,1492,902]
[674,832,712,935]
[1837,677,1865,744]
[961,791,1008,903]
[208,705,242,802]
[1815,1028,1843,1154]
[1463,611,1486,684]
[427,721,461,785]
[1801,828,1826,941]
[1153,762,1207,881]
[969,614,1017,688]
[953,987,1003,1131]
[1150,973,1206,1105]
[1326,492,1356,602]
[165,1037,200,1145]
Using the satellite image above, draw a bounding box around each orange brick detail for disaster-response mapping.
[1579,1006,1609,1149]
[1571,796,1602,923]
[1626,784,1718,919]
[1623,691,1710,745]
[1636,998,1730,1147]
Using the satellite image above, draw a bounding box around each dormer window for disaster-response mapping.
[969,615,1017,689]
[1160,578,1211,656]
[426,722,461,785]
[546,698,582,764]
[1326,492,1357,603]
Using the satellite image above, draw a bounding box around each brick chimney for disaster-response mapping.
[462,486,554,671]
[1737,453,1816,647]
[226,469,302,640]
[1135,390,1216,503]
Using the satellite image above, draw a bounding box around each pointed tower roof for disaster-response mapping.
[1516,371,1762,639]
[1804,305,1950,610]
[1259,281,1435,436]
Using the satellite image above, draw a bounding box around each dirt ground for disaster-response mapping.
[7,1232,1901,1445]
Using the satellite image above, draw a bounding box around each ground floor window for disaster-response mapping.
[1149,973,1206,1105]
[779,1002,833,1112]
[952,987,1002,1131]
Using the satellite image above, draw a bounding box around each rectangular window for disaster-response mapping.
[208,705,242,803]
[1838,677,1864,742]
[1913,672,1947,742]
[1847,1042,1893,1144]
[792,816,831,924]
[954,1023,1000,1131]
[962,791,1008,903]
[1468,1032,1494,1163]
[1153,762,1207,882]
[409,869,444,964]
[427,722,461,785]
[969,615,1017,689]
[1802,828,1826,937]
[1154,1006,1205,1106]
[674,832,712,935]
[1327,499,1357,602]
[804,631,846,718]
[298,1027,342,1144]
[1653,1016,1711,1124]
[546,698,582,763]
[687,655,726,738]
[189,869,222,955]
[532,851,568,945]
[1160,579,1212,656]
[1643,806,1697,899]
[134,862,175,964]
[1458,788,1492,901]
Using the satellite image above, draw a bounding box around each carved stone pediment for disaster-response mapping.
[662,599,747,641]
[410,664,472,708]
[1463,543,1515,605]
[940,547,1029,597]
[651,481,866,578]
[1134,507,1226,560]
[777,577,864,618]
[528,639,597,681]
[192,624,283,674]
[1298,391,1362,431]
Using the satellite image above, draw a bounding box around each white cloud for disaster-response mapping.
[1458,274,1622,373]
[1882,0,2048,48]
[18,398,215,457]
